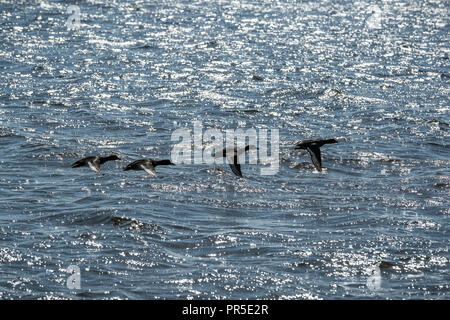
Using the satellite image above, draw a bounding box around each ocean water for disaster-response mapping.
[0,0,448,299]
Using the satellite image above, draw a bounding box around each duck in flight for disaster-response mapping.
[214,145,257,177]
[71,155,120,174]
[294,138,337,172]
[123,159,175,176]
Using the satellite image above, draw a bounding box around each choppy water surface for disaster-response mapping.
[0,0,448,299]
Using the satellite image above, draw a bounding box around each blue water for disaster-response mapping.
[0,0,448,299]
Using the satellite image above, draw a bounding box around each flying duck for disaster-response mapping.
[214,145,257,177]
[71,155,120,174]
[123,159,175,176]
[294,138,337,172]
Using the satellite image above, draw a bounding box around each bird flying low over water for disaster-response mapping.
[71,155,120,174]
[123,159,175,176]
[294,138,337,172]
[213,145,257,177]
